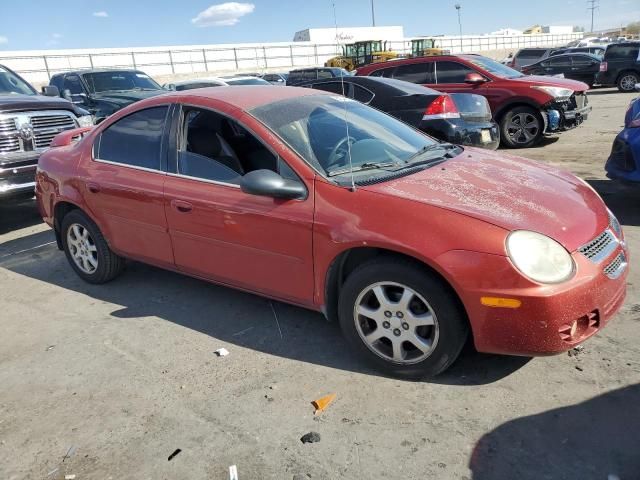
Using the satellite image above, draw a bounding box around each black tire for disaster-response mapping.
[61,209,124,284]
[617,71,639,93]
[499,106,543,148]
[337,258,469,379]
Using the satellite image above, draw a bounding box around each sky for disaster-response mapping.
[0,0,638,51]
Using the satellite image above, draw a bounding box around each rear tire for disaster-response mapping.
[499,106,543,148]
[617,71,639,92]
[337,258,469,379]
[61,210,124,284]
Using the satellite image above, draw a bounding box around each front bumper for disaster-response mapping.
[0,152,39,199]
[436,239,628,356]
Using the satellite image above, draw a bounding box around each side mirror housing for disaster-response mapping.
[42,85,60,97]
[464,73,486,84]
[240,169,306,200]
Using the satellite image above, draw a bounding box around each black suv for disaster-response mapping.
[48,69,167,122]
[596,42,640,92]
[286,67,351,86]
[1,64,92,200]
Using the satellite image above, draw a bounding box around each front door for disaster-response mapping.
[427,60,496,109]
[78,105,174,268]
[163,105,315,305]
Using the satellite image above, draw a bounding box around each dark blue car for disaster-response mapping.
[606,84,640,183]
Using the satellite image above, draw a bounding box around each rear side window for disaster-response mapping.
[95,106,168,170]
[571,56,595,66]
[549,56,571,67]
[317,70,333,79]
[369,67,394,78]
[393,62,433,83]
[605,44,640,60]
[352,84,374,104]
[311,81,346,94]
[435,61,475,83]
[517,49,547,59]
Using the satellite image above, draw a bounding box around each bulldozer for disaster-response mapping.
[410,38,449,57]
[325,40,398,71]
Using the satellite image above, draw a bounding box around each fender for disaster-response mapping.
[492,97,542,121]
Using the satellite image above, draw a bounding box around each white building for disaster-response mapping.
[490,28,524,36]
[293,26,404,44]
[542,25,575,34]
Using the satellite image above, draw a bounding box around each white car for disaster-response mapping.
[164,76,271,91]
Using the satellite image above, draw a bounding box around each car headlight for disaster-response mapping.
[531,86,573,101]
[506,230,575,284]
[76,115,94,127]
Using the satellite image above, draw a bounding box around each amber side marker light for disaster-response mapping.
[481,297,522,309]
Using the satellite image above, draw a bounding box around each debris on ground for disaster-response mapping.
[46,345,55,351]
[229,464,238,480]
[46,467,59,477]
[64,475,76,480]
[575,366,584,372]
[311,393,336,415]
[264,394,274,402]
[300,432,321,444]
[215,348,230,357]
[167,448,181,461]
[567,345,585,357]
[62,445,76,462]
[292,474,311,480]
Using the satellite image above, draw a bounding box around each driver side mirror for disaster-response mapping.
[240,169,307,200]
[41,85,60,97]
[464,73,486,85]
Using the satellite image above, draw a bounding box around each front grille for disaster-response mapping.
[578,229,618,264]
[0,111,77,156]
[604,252,627,279]
[608,139,636,172]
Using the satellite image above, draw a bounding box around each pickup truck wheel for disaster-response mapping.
[617,72,639,92]
[61,210,124,284]
[337,258,469,379]
[500,106,543,148]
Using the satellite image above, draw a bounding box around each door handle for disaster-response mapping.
[171,199,193,213]
[86,182,100,194]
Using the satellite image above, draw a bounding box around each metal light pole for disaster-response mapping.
[371,0,376,27]
[455,4,463,52]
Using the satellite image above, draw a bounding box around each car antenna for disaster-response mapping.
[332,1,356,192]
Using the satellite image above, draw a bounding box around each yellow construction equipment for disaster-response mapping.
[410,38,449,57]
[325,40,398,71]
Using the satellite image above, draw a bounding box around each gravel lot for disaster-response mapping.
[1,87,639,480]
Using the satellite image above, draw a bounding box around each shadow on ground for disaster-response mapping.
[0,197,43,235]
[588,179,640,228]
[469,384,640,479]
[0,228,529,386]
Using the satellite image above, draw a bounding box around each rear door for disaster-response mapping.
[568,55,599,85]
[79,105,174,268]
[547,56,572,78]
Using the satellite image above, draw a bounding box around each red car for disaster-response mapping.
[36,86,627,378]
[356,54,592,148]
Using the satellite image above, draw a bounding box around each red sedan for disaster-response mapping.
[36,86,628,378]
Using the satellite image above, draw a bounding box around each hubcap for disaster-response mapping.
[67,223,98,274]
[620,75,636,91]
[507,112,539,145]
[353,282,439,365]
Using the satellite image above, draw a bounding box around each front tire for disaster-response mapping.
[617,71,639,92]
[499,106,543,148]
[337,258,469,379]
[61,210,124,284]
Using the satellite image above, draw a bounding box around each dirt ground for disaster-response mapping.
[1,88,639,480]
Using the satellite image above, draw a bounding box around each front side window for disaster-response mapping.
[176,107,293,185]
[82,71,162,93]
[0,66,36,95]
[64,76,84,95]
[95,106,168,170]
[250,95,446,180]
[435,61,475,83]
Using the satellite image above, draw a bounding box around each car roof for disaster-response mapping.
[150,85,327,110]
[170,77,227,86]
[54,69,145,76]
[303,75,441,95]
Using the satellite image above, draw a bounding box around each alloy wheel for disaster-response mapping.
[353,281,439,365]
[620,75,637,91]
[506,112,540,145]
[67,223,98,274]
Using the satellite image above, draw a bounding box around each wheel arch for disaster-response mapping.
[323,246,469,325]
[53,200,83,249]
[616,69,640,84]
[493,100,543,123]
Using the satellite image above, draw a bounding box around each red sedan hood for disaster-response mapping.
[364,149,608,252]
[511,74,589,92]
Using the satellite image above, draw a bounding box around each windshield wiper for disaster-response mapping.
[404,143,457,164]
[327,161,399,177]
